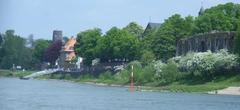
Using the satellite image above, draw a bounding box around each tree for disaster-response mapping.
[123,22,144,39]
[33,39,50,63]
[140,50,155,66]
[149,14,194,61]
[0,34,2,46]
[75,28,102,65]
[96,27,140,62]
[234,22,240,57]
[44,40,62,65]
[194,3,240,33]
[0,30,33,69]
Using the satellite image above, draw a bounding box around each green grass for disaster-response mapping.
[0,69,34,77]
[141,75,240,92]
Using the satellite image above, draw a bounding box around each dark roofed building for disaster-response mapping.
[142,22,161,39]
[198,6,205,16]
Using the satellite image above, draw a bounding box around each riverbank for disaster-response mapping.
[1,69,240,95]
[36,72,240,94]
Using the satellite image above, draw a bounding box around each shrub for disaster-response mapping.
[154,60,179,84]
[99,71,113,81]
[114,60,155,85]
[173,49,238,78]
[140,50,156,66]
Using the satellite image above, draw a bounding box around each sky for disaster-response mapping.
[0,0,240,40]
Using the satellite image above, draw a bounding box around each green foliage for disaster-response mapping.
[140,50,155,66]
[95,27,140,62]
[0,30,33,69]
[114,61,155,85]
[154,60,180,84]
[99,71,113,81]
[33,39,50,63]
[75,28,102,65]
[0,34,2,46]
[123,22,144,39]
[194,3,240,33]
[149,14,195,61]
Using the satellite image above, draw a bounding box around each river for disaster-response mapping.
[0,77,240,110]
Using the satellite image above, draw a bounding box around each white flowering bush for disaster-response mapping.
[153,60,166,78]
[173,49,238,76]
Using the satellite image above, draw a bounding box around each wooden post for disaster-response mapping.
[129,65,134,92]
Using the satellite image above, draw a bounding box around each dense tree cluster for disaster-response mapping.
[0,30,54,70]
[0,30,33,69]
[75,3,240,64]
[143,2,240,61]
[1,2,239,70]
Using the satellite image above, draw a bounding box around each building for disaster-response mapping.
[52,30,63,42]
[142,22,161,38]
[58,37,80,70]
[176,31,236,56]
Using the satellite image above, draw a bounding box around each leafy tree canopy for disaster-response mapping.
[123,22,144,39]
[75,28,102,65]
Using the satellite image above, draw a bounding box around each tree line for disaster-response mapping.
[75,3,240,65]
[0,2,240,69]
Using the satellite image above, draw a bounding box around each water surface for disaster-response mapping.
[0,77,240,110]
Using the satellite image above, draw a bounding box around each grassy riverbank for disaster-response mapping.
[36,72,240,93]
[1,69,240,93]
[0,69,33,77]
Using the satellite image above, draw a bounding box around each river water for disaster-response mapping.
[0,77,240,110]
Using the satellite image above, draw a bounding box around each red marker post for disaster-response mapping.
[129,65,134,92]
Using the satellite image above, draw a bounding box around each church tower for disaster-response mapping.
[198,1,205,16]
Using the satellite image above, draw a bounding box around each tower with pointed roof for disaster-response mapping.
[199,1,205,16]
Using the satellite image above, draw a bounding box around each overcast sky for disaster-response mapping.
[0,0,240,40]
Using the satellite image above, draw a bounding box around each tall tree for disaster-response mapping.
[75,28,102,65]
[194,3,240,33]
[0,30,32,69]
[149,14,194,61]
[33,39,50,63]
[123,22,144,39]
[0,34,2,46]
[44,40,62,65]
[96,27,140,62]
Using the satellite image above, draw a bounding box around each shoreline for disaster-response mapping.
[36,77,240,95]
[1,76,240,96]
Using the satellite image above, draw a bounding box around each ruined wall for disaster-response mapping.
[176,32,236,56]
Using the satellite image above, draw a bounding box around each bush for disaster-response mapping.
[114,60,155,85]
[140,50,156,66]
[173,49,238,78]
[99,71,113,81]
[154,60,180,84]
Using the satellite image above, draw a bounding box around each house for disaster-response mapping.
[142,22,161,39]
[58,37,81,70]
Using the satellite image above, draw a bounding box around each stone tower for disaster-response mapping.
[52,30,63,42]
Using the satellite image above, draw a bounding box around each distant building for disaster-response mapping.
[58,36,81,70]
[142,22,161,38]
[52,30,63,42]
[176,32,236,56]
[198,6,205,16]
